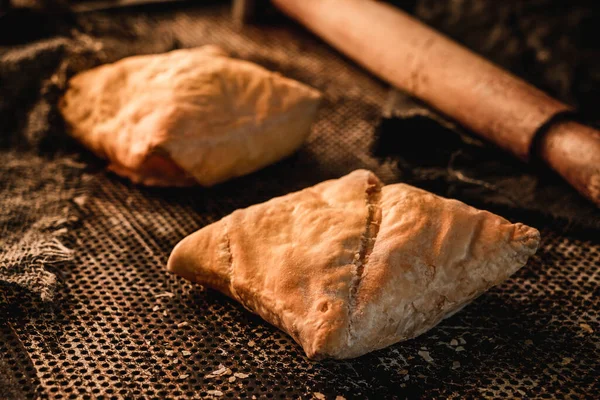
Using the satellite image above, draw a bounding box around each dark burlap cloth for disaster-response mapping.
[1,1,598,398]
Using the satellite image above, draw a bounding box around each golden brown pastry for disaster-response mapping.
[60,45,322,186]
[167,170,540,359]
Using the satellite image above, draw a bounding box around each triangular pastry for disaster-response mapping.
[60,45,321,187]
[167,170,540,359]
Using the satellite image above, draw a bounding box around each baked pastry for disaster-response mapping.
[167,170,540,359]
[60,45,322,186]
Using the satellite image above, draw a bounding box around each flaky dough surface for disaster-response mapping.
[167,170,540,359]
[60,45,322,186]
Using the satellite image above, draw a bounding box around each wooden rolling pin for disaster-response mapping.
[271,0,600,206]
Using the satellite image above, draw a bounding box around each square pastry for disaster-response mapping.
[167,170,540,359]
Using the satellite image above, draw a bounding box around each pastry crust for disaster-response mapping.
[167,170,540,359]
[59,45,322,186]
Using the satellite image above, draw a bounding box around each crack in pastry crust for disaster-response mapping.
[347,175,383,343]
